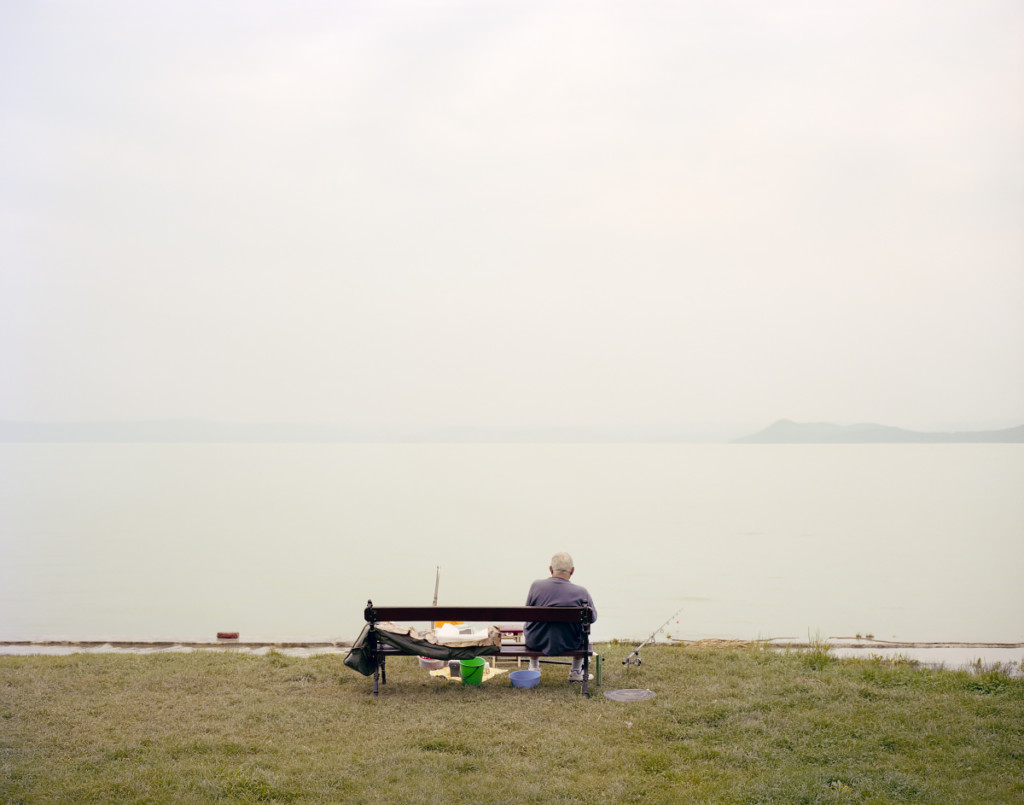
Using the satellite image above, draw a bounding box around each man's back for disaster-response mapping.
[524,576,597,656]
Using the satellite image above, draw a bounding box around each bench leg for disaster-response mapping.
[373,658,379,697]
[583,653,590,698]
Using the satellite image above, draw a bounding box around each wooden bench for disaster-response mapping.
[361,601,596,697]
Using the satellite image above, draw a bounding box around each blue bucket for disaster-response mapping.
[509,669,541,689]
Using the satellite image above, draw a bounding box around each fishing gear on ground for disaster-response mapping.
[623,607,684,665]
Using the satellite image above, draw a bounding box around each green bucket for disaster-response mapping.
[460,657,486,685]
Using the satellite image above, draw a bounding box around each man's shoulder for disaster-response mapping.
[556,576,589,594]
[547,578,592,599]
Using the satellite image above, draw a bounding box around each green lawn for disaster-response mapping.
[1,644,1021,803]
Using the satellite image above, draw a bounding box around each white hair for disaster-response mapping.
[550,552,574,573]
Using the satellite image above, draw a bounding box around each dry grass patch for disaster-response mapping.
[1,645,1021,803]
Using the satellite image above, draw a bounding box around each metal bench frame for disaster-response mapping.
[362,601,594,697]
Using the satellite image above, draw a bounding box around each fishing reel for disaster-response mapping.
[622,652,642,666]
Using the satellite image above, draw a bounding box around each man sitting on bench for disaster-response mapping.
[524,552,597,682]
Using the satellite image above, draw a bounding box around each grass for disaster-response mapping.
[1,643,1022,803]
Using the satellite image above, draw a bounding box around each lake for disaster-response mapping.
[1,443,1022,650]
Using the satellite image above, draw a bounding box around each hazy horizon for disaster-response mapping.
[3,1,1022,432]
[2,416,1022,446]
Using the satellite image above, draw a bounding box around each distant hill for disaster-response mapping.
[735,419,1024,444]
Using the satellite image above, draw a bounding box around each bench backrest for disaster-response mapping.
[364,604,592,625]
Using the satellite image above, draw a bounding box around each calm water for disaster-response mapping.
[1,443,1022,646]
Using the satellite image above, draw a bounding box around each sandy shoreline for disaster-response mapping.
[680,637,1024,673]
[3,637,1022,671]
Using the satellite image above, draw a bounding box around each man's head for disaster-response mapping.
[550,552,574,579]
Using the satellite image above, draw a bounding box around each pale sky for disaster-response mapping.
[2,0,1022,434]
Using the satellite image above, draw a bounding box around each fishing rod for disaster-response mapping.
[623,606,684,666]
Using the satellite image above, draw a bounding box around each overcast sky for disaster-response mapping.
[2,0,1022,434]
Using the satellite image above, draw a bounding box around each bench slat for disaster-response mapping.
[365,605,590,624]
